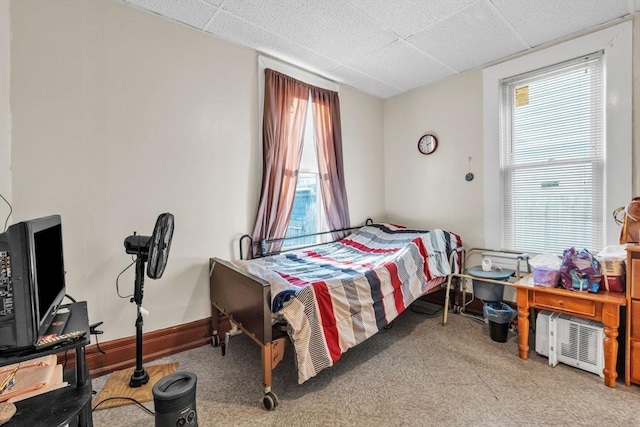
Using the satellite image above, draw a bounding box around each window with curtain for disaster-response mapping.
[499,52,604,254]
[251,69,350,257]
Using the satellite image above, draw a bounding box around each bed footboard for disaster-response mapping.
[209,257,272,345]
[209,257,287,410]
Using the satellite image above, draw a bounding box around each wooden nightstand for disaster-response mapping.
[626,246,640,386]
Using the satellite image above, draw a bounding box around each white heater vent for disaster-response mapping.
[536,311,604,377]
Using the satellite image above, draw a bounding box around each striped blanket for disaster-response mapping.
[236,223,462,383]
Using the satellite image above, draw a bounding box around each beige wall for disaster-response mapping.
[7,0,384,342]
[384,69,485,249]
[0,0,10,224]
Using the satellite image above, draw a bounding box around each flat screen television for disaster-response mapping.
[0,214,67,352]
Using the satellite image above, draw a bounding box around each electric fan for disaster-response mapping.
[123,212,175,387]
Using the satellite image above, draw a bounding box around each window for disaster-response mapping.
[252,57,350,257]
[283,101,328,250]
[482,21,633,254]
[499,53,603,254]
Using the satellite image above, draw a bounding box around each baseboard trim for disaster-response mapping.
[59,317,214,378]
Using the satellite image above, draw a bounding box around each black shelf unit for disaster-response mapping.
[0,301,92,427]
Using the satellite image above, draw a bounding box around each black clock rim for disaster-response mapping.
[418,134,438,155]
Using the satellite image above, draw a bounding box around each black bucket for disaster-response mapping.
[489,321,509,342]
[483,302,516,343]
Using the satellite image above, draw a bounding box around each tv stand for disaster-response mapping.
[0,301,92,426]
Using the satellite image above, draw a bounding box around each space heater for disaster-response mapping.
[535,310,604,377]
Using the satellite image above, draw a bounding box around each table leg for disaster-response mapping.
[516,289,530,359]
[602,303,620,388]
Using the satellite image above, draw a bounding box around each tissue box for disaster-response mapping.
[533,267,560,287]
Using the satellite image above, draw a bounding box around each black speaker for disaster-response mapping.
[152,372,198,427]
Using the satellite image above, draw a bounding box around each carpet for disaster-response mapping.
[92,363,178,410]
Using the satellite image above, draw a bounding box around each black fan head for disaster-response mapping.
[147,213,174,279]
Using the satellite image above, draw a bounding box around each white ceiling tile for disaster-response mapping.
[408,1,527,72]
[493,0,632,47]
[350,0,475,37]
[206,11,343,75]
[221,0,397,64]
[125,0,216,29]
[330,66,403,99]
[121,0,634,99]
[346,41,454,91]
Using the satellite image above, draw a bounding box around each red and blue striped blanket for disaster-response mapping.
[236,223,462,383]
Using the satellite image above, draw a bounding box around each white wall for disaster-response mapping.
[6,0,384,343]
[384,69,485,249]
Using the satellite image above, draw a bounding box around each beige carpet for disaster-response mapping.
[92,362,178,410]
[91,308,640,426]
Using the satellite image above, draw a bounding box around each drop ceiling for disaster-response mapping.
[120,0,639,99]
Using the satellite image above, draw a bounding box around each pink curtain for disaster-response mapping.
[310,87,351,240]
[251,69,309,256]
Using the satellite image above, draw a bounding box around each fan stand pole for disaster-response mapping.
[130,256,149,388]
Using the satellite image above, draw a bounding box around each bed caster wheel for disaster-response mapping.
[212,334,220,347]
[262,392,279,411]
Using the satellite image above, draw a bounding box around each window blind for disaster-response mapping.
[499,52,604,255]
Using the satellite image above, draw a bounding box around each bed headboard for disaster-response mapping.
[239,218,373,260]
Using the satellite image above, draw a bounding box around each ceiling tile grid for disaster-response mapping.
[205,10,344,76]
[221,0,398,65]
[344,40,455,92]
[118,0,638,99]
[331,66,403,99]
[492,0,634,47]
[124,0,216,30]
[407,1,528,73]
[349,0,477,38]
[201,0,223,6]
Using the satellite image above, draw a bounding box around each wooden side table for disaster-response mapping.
[513,276,626,387]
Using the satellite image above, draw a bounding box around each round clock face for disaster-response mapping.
[418,134,438,155]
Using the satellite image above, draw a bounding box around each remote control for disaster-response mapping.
[34,330,86,350]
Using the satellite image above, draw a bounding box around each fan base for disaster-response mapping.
[129,368,150,388]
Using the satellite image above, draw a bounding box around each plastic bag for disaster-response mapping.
[529,253,562,270]
[559,247,601,292]
[596,245,627,261]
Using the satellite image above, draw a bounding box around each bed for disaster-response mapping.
[209,222,463,409]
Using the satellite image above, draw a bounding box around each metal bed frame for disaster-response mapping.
[209,219,374,410]
[238,218,374,260]
[209,221,464,410]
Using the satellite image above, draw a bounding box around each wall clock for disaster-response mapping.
[417,134,438,155]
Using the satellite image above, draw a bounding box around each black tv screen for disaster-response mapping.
[33,223,65,322]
